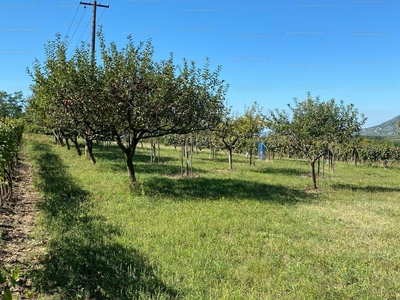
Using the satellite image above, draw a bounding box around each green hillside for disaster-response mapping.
[361,114,400,137]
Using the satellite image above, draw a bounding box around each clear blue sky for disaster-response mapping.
[1,0,399,127]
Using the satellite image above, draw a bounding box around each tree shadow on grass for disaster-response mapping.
[93,144,176,164]
[253,166,311,177]
[196,155,229,164]
[93,144,184,176]
[29,141,180,299]
[195,152,250,166]
[140,176,314,204]
[331,183,400,193]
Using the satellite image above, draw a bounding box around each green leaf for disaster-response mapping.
[11,266,19,281]
[2,289,13,300]
[0,270,7,284]
[25,290,34,298]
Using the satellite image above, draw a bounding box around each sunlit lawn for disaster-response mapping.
[25,134,400,299]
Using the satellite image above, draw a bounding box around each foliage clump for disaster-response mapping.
[267,93,366,189]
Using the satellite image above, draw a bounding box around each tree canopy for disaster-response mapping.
[27,32,228,185]
[0,90,25,119]
[267,93,366,189]
[213,102,265,170]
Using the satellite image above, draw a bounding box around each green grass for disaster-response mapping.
[25,134,400,299]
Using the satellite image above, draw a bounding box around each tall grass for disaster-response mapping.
[26,134,400,299]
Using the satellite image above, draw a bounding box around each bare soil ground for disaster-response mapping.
[0,157,40,299]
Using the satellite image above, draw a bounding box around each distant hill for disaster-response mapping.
[361,115,400,137]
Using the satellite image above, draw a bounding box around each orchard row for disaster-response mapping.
[26,32,389,189]
[0,118,24,205]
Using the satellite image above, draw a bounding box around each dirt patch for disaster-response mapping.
[0,157,41,299]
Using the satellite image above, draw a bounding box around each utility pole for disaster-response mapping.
[78,1,109,161]
[80,1,109,65]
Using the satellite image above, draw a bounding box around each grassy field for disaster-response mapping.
[24,134,400,299]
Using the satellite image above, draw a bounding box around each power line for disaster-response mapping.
[96,4,107,24]
[75,17,92,48]
[65,4,80,40]
[69,13,92,58]
[67,4,90,50]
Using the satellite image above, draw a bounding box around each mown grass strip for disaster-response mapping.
[26,135,179,299]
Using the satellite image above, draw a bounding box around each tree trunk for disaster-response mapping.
[249,149,253,166]
[354,148,358,167]
[186,138,190,176]
[124,150,136,184]
[70,135,82,156]
[65,138,70,150]
[181,140,185,176]
[157,137,161,164]
[311,160,317,189]
[115,134,138,185]
[85,138,96,164]
[53,130,61,145]
[150,140,155,164]
[383,159,388,168]
[327,150,331,170]
[53,130,65,146]
[228,149,233,170]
